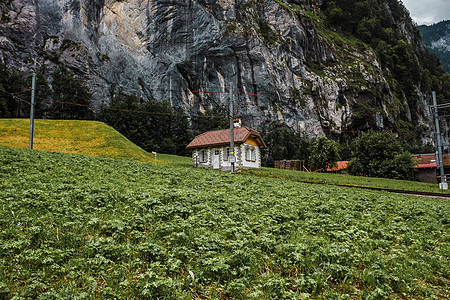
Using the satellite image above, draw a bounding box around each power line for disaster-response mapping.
[1,89,32,105]
[436,103,450,108]
[6,91,228,119]
[192,90,267,118]
[35,96,227,119]
[1,83,34,90]
[3,82,267,119]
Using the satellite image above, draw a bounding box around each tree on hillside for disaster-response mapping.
[190,106,229,136]
[346,130,417,180]
[51,67,92,120]
[0,64,28,118]
[308,136,340,172]
[260,124,311,167]
[0,65,52,118]
[0,82,8,117]
[103,91,193,156]
[32,73,53,118]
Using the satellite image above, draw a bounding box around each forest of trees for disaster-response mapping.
[419,20,450,73]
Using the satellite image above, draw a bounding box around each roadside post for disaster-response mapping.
[152,151,157,166]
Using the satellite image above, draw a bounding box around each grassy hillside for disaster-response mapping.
[0,119,191,166]
[0,146,448,298]
[1,118,446,194]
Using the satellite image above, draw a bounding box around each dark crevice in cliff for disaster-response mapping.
[234,52,243,93]
[138,77,154,101]
[176,64,194,92]
[83,0,105,45]
[185,0,194,62]
[33,0,41,46]
[244,36,258,104]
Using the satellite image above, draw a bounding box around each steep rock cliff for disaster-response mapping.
[0,0,434,138]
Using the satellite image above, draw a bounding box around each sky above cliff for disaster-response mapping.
[402,0,450,25]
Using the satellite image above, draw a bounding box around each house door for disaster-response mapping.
[212,149,220,169]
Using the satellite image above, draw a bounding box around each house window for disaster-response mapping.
[246,147,256,161]
[199,150,207,163]
[214,150,220,156]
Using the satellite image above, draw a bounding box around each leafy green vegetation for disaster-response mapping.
[257,19,279,45]
[347,131,417,180]
[60,39,82,52]
[0,64,89,120]
[260,124,311,167]
[0,145,449,298]
[51,67,94,120]
[102,92,193,156]
[309,136,340,171]
[102,91,229,157]
[0,64,51,119]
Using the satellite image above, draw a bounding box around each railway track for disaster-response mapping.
[249,171,450,199]
[334,184,450,199]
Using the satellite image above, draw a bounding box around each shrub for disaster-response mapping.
[347,131,416,179]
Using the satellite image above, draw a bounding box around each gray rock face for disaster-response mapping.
[0,0,433,137]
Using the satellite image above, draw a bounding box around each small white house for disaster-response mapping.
[186,126,267,171]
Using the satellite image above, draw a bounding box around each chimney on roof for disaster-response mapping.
[234,118,242,128]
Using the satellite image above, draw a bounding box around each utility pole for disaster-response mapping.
[432,91,447,189]
[29,72,36,150]
[229,85,235,173]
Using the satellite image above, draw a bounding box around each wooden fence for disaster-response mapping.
[274,160,310,172]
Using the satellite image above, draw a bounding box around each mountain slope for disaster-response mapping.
[0,0,448,143]
[420,20,450,73]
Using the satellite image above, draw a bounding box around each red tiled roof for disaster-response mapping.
[414,153,450,166]
[415,163,437,169]
[326,161,348,172]
[186,127,267,149]
[414,154,436,164]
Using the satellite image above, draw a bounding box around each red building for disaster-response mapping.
[413,153,450,183]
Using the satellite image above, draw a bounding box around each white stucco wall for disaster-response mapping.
[220,147,231,170]
[192,149,211,168]
[192,144,262,170]
[240,143,261,169]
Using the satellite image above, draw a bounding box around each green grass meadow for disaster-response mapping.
[0,119,449,298]
[0,146,448,298]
